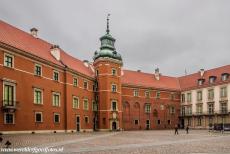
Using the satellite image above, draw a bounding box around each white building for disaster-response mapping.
[179,66,230,129]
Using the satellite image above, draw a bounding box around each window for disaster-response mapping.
[52,92,60,107]
[112,68,117,76]
[53,71,59,81]
[111,84,117,92]
[170,93,175,100]
[168,120,171,125]
[112,101,117,111]
[221,73,229,81]
[197,91,202,101]
[209,76,216,84]
[208,89,214,100]
[85,116,89,123]
[73,96,79,109]
[35,112,43,122]
[92,101,98,111]
[197,117,202,126]
[4,113,14,124]
[145,104,151,113]
[208,103,214,114]
[220,87,227,98]
[220,102,227,113]
[134,120,139,125]
[34,64,42,76]
[83,81,88,89]
[187,106,192,115]
[145,91,150,98]
[73,78,78,87]
[157,120,161,125]
[198,79,205,86]
[54,113,60,123]
[181,106,186,116]
[181,94,185,103]
[156,91,160,99]
[3,84,15,106]
[83,99,89,110]
[169,106,175,114]
[4,53,13,68]
[133,89,139,97]
[187,93,192,102]
[96,70,99,76]
[196,104,203,114]
[34,88,43,104]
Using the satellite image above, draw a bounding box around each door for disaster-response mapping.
[112,122,117,130]
[146,120,150,130]
[76,116,80,132]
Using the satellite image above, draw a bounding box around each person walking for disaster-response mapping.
[175,124,179,135]
[186,125,189,134]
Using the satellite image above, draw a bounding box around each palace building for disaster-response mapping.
[0,18,229,134]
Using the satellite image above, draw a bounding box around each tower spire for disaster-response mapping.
[106,14,110,34]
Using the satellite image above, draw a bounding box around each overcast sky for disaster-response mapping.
[0,0,230,76]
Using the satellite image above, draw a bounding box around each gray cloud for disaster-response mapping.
[0,0,230,76]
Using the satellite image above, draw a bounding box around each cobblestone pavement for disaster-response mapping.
[0,130,230,154]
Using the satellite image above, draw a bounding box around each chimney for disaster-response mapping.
[155,68,160,80]
[83,60,89,67]
[50,45,60,61]
[199,69,205,77]
[30,28,38,38]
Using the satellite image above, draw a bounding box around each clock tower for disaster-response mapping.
[93,14,123,131]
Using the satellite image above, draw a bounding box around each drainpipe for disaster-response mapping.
[60,61,68,133]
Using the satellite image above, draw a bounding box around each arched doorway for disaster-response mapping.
[112,121,117,130]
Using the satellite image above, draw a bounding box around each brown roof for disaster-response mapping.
[178,65,230,90]
[1,20,229,89]
[121,70,181,91]
[0,20,94,77]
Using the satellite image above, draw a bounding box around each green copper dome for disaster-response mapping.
[93,14,122,61]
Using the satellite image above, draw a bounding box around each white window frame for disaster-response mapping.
[72,96,79,109]
[54,113,60,123]
[4,113,15,124]
[111,84,117,92]
[220,86,227,98]
[83,99,89,110]
[35,112,43,123]
[4,53,14,68]
[111,100,117,111]
[134,119,139,125]
[133,89,139,97]
[83,81,88,90]
[145,104,151,113]
[187,92,192,102]
[197,91,203,101]
[52,92,61,107]
[145,91,150,98]
[34,64,42,76]
[111,68,117,76]
[73,77,78,87]
[156,91,160,99]
[3,81,16,106]
[34,88,43,104]
[53,70,59,81]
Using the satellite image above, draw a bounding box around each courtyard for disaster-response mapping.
[0,130,230,154]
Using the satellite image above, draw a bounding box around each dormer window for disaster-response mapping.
[221,73,229,81]
[209,76,216,84]
[197,79,205,86]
